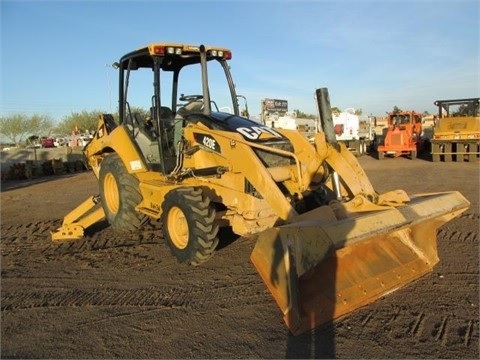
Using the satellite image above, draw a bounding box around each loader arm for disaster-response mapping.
[315,132,378,200]
[250,88,470,336]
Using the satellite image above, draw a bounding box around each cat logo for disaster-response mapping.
[236,126,283,140]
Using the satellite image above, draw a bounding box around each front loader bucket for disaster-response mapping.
[251,191,469,336]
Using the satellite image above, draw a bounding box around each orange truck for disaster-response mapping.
[376,110,423,159]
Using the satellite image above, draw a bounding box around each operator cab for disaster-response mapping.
[115,43,240,174]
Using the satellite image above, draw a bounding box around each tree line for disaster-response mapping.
[0,105,165,147]
[0,110,109,147]
[2,105,431,147]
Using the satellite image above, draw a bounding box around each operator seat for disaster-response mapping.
[147,106,175,137]
[158,106,174,124]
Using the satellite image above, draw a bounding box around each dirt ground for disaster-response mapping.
[1,154,479,359]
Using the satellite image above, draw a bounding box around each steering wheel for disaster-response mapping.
[177,94,205,116]
[179,94,203,102]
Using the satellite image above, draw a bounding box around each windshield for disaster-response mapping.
[436,99,480,118]
[121,56,238,124]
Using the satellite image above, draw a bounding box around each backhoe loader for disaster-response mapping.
[51,43,470,335]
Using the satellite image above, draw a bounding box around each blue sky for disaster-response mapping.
[1,0,479,122]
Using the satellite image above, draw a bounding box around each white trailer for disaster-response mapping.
[265,112,317,140]
[332,108,375,156]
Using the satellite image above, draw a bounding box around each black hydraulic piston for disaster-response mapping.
[315,88,337,146]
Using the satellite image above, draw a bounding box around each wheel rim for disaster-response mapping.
[104,172,120,214]
[167,206,189,249]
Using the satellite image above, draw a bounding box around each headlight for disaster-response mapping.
[166,47,182,55]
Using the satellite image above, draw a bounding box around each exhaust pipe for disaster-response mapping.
[315,87,337,146]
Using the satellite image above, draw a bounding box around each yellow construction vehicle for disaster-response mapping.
[51,43,470,335]
[431,98,480,162]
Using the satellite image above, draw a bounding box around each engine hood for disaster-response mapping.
[185,112,287,142]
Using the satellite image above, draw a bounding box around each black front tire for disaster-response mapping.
[355,140,363,156]
[99,153,147,231]
[161,187,219,266]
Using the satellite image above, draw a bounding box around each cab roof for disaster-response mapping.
[118,43,232,71]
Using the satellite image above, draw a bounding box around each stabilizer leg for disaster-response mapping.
[51,196,105,241]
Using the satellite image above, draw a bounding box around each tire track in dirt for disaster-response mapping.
[0,279,269,313]
[437,228,479,243]
[342,306,479,349]
[456,212,479,221]
[436,214,479,276]
[0,221,55,260]
[45,221,164,255]
[1,220,173,276]
[333,210,479,352]
[2,215,477,350]
[332,211,479,353]
[2,211,477,256]
[0,220,163,255]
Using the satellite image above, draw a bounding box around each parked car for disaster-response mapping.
[41,137,56,148]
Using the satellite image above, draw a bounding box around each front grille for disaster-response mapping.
[392,133,402,146]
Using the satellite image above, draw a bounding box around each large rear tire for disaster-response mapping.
[99,153,147,231]
[354,140,362,157]
[357,140,367,156]
[161,187,219,266]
